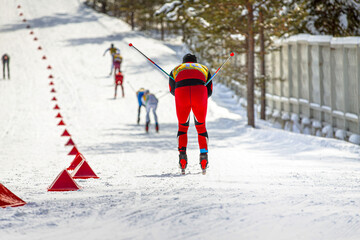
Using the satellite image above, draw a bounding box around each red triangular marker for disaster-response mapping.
[51,96,57,101]
[71,160,99,179]
[34,37,38,41]
[56,113,63,118]
[68,146,79,155]
[49,81,54,86]
[48,74,53,79]
[67,153,85,170]
[29,31,33,35]
[65,138,75,146]
[47,169,81,191]
[17,5,21,8]
[38,46,42,50]
[0,183,26,208]
[20,13,23,16]
[50,88,56,93]
[22,19,27,22]
[47,65,52,69]
[26,25,31,29]
[58,120,65,126]
[61,129,70,136]
[53,104,60,110]
[42,55,46,59]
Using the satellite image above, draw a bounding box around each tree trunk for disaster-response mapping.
[259,10,266,120]
[131,11,135,31]
[101,0,106,13]
[160,17,165,41]
[246,3,255,127]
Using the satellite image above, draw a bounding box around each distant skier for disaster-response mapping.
[2,54,10,79]
[169,53,212,174]
[136,88,146,124]
[113,50,123,73]
[141,90,159,133]
[103,43,120,76]
[114,71,124,99]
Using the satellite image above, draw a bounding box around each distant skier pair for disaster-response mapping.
[2,54,10,79]
[136,88,159,133]
[103,44,124,98]
[103,43,122,76]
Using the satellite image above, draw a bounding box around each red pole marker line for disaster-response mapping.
[205,52,235,86]
[129,43,175,81]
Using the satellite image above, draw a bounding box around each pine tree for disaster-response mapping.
[286,0,360,36]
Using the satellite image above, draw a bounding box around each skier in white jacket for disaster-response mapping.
[141,90,159,133]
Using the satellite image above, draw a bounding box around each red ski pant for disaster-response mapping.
[175,85,208,153]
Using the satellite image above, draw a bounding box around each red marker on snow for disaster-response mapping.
[129,43,133,47]
[230,52,234,56]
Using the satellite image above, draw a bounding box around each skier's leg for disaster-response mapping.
[175,87,191,153]
[2,63,5,79]
[114,84,117,98]
[109,58,114,75]
[121,84,124,97]
[146,105,151,124]
[152,105,158,124]
[7,62,9,79]
[137,105,141,124]
[152,105,159,132]
[145,105,151,132]
[191,85,209,154]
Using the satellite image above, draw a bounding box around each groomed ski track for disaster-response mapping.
[1,0,360,239]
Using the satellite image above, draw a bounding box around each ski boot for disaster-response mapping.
[199,153,208,175]
[145,121,149,133]
[155,123,159,133]
[179,152,187,175]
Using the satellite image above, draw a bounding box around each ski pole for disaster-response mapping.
[157,91,170,99]
[204,52,235,86]
[129,43,175,81]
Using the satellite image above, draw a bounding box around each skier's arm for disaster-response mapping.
[103,48,109,56]
[206,71,213,98]
[141,96,147,106]
[169,70,175,96]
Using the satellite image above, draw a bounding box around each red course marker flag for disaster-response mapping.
[58,120,65,126]
[67,153,85,170]
[47,169,81,192]
[68,146,79,156]
[71,160,99,179]
[61,129,71,137]
[65,138,75,146]
[0,183,26,208]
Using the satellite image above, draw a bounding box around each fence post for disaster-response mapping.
[358,44,360,134]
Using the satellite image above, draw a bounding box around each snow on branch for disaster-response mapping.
[155,1,182,16]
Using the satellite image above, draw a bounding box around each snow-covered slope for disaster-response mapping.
[1,0,360,239]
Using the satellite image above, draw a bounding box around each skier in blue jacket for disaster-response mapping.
[136,88,146,124]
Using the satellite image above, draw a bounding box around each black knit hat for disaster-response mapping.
[182,53,197,63]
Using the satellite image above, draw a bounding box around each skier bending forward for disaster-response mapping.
[141,90,159,133]
[169,53,212,174]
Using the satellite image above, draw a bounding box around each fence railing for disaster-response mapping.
[218,34,360,144]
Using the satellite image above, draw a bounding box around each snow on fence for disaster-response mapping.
[265,34,360,143]
[219,34,360,144]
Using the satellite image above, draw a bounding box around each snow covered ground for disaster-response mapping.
[1,0,360,239]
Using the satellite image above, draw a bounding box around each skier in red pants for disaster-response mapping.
[169,53,212,174]
[114,71,124,98]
